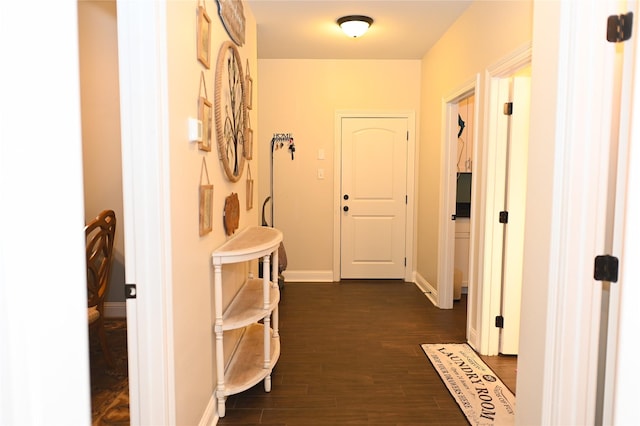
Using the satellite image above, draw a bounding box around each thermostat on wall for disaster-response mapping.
[188,117,203,143]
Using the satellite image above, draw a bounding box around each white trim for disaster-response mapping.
[282,270,334,282]
[544,1,614,422]
[198,395,218,426]
[612,3,640,417]
[517,1,617,423]
[104,302,127,318]
[602,2,638,422]
[478,44,532,356]
[414,274,438,306]
[117,1,175,424]
[438,79,478,311]
[333,111,416,283]
[466,74,482,350]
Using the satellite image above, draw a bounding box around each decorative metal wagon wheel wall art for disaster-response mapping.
[214,40,246,182]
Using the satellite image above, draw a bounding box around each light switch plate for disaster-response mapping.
[188,118,203,142]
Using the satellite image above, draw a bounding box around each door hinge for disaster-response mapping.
[125,284,137,299]
[503,102,513,115]
[607,12,633,43]
[594,255,619,283]
[404,258,407,267]
[406,195,408,204]
[495,315,504,328]
[499,211,509,224]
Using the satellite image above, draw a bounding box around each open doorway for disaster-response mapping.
[78,2,129,423]
[437,78,478,313]
[453,94,475,303]
[438,48,532,393]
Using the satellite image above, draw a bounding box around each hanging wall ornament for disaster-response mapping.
[214,41,246,182]
[199,158,214,236]
[215,0,245,46]
[246,163,254,210]
[244,113,253,160]
[198,71,213,152]
[223,192,240,235]
[245,59,253,110]
[196,1,212,68]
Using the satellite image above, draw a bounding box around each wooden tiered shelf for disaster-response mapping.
[211,226,282,418]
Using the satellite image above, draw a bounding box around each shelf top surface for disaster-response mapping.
[212,226,283,263]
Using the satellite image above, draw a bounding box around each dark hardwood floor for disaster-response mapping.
[218,280,517,425]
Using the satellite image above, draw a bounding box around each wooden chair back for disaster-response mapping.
[86,210,116,313]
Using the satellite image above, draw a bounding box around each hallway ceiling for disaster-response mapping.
[245,0,473,59]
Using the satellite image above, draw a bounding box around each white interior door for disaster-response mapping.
[499,72,531,355]
[340,117,408,279]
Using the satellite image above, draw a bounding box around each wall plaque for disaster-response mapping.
[215,0,245,46]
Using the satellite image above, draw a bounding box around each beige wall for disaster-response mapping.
[257,59,421,276]
[78,1,125,303]
[417,0,533,292]
[165,2,258,423]
[80,0,259,422]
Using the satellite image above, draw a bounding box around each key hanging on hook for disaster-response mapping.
[288,138,295,160]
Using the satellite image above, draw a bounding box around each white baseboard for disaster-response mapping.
[198,394,218,426]
[414,273,438,306]
[104,302,126,318]
[467,328,479,351]
[281,270,334,282]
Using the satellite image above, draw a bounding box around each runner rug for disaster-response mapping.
[421,343,515,426]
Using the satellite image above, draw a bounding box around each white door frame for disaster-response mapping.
[333,111,416,282]
[517,0,621,423]
[117,1,175,424]
[437,79,479,312]
[601,0,637,422]
[611,1,640,418]
[477,45,531,356]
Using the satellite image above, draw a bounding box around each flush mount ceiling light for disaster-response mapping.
[337,15,373,38]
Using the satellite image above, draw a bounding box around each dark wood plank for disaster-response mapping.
[480,354,518,395]
[218,280,517,425]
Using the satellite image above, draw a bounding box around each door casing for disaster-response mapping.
[474,46,532,355]
[438,80,479,313]
[333,111,416,282]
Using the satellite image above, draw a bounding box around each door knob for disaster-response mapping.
[343,206,349,212]
[343,194,349,200]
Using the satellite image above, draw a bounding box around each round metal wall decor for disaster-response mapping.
[214,41,246,182]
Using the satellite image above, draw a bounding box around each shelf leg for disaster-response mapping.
[263,314,271,369]
[264,373,272,392]
[272,305,279,338]
[217,393,226,417]
[262,254,271,309]
[213,262,226,418]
